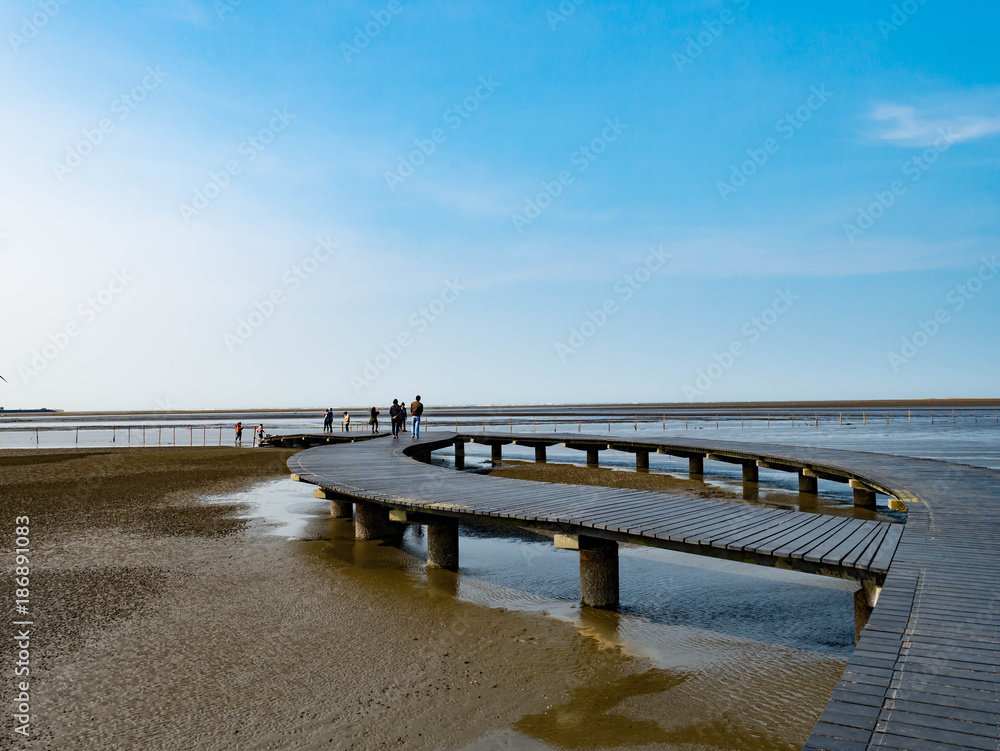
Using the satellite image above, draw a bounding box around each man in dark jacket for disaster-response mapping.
[410,395,424,438]
[388,400,401,438]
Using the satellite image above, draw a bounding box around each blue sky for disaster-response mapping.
[1,0,997,410]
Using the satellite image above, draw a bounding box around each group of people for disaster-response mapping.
[322,408,353,433]
[389,395,423,438]
[232,398,428,448]
[321,396,425,439]
[234,421,266,446]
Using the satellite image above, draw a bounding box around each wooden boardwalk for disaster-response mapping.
[286,432,1000,750]
[260,431,385,449]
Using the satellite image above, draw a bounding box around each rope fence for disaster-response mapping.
[1,408,997,448]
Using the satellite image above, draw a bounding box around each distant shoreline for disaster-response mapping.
[4,397,999,420]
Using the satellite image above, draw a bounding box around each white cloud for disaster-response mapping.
[871,91,1000,146]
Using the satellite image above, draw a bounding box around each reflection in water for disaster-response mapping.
[515,670,690,748]
[234,479,852,750]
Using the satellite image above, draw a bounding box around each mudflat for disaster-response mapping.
[0,448,655,750]
[2,447,847,750]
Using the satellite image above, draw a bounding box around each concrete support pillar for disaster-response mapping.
[586,448,600,466]
[417,451,431,464]
[798,471,818,494]
[491,443,502,463]
[854,580,882,643]
[354,500,392,540]
[742,461,759,483]
[330,500,353,519]
[853,488,877,509]
[315,487,353,518]
[427,518,459,571]
[454,439,465,470]
[850,480,878,509]
[689,455,704,476]
[579,537,619,609]
[636,451,649,471]
[534,445,547,463]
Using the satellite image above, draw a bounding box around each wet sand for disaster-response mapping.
[1,447,845,750]
[0,448,643,749]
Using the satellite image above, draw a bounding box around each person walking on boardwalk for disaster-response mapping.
[410,395,424,438]
[323,408,333,433]
[369,406,380,433]
[389,399,401,438]
[234,421,243,446]
[399,400,407,434]
[342,411,350,432]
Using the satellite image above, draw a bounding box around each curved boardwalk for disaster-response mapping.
[287,432,1000,750]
